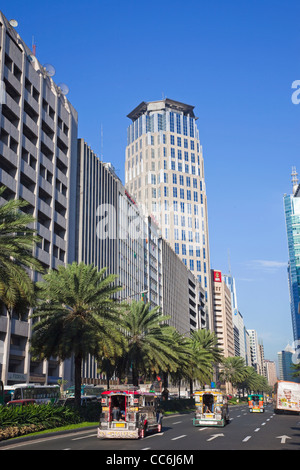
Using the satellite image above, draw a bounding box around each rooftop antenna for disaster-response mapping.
[57,83,69,96]
[228,249,231,275]
[9,19,18,28]
[100,124,103,161]
[42,63,56,78]
[32,36,36,56]
[292,166,298,194]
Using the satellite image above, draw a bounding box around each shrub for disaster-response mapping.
[0,404,83,441]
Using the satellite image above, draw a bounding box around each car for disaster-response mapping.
[7,399,36,407]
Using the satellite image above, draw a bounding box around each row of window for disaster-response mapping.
[174,243,206,258]
[163,227,205,244]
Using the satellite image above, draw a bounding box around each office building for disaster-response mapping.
[161,238,206,334]
[283,167,300,354]
[277,344,297,381]
[0,11,78,385]
[263,359,277,387]
[223,273,247,360]
[211,270,234,357]
[247,329,264,374]
[125,99,213,329]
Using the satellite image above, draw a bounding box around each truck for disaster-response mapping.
[273,380,300,414]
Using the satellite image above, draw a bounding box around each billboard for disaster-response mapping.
[213,270,222,283]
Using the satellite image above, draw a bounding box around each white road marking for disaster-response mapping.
[242,436,252,442]
[72,433,96,440]
[171,435,187,440]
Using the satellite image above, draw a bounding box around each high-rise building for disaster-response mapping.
[125,99,213,329]
[263,359,277,387]
[211,270,234,357]
[0,11,78,385]
[283,167,300,353]
[247,329,264,374]
[277,344,296,381]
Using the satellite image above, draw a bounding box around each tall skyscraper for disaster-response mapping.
[283,167,300,352]
[210,270,234,357]
[277,344,296,381]
[0,11,78,385]
[125,99,212,328]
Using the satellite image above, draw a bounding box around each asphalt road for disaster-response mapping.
[1,404,300,453]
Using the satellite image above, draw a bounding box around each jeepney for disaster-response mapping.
[97,387,163,439]
[193,389,229,427]
[248,394,264,413]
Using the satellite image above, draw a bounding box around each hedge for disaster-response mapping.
[0,402,100,441]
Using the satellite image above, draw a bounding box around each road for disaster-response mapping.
[1,404,300,453]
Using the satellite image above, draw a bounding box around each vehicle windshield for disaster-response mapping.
[110,394,126,421]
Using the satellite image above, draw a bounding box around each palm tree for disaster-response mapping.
[0,186,43,311]
[219,356,247,394]
[189,329,224,394]
[118,300,180,386]
[30,262,124,407]
[168,330,194,397]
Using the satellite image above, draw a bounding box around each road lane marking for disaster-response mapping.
[254,428,260,432]
[242,436,252,442]
[207,433,224,441]
[72,433,97,440]
[198,427,208,431]
[145,432,164,439]
[172,421,182,425]
[171,435,187,440]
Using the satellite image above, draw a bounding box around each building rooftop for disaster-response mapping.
[127,98,197,121]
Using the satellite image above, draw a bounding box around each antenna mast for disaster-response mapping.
[100,124,103,161]
[292,166,298,194]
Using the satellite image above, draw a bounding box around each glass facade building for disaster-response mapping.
[284,177,300,348]
[125,99,213,329]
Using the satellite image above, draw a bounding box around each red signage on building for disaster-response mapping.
[214,270,222,282]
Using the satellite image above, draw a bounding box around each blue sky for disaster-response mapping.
[2,0,300,364]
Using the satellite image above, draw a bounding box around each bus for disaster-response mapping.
[273,380,300,414]
[4,385,15,404]
[66,385,104,398]
[8,384,60,404]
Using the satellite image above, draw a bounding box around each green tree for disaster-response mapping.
[30,262,124,407]
[0,186,43,311]
[291,362,300,379]
[189,329,224,393]
[219,356,247,394]
[118,300,180,386]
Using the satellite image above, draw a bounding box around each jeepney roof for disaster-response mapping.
[101,390,157,397]
[194,389,222,394]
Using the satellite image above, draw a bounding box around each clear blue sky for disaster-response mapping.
[2,0,300,364]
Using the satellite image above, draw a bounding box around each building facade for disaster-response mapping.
[211,270,234,357]
[223,273,247,360]
[125,99,213,329]
[263,359,277,388]
[247,329,264,374]
[0,11,78,385]
[277,344,297,381]
[161,238,206,334]
[283,168,300,353]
